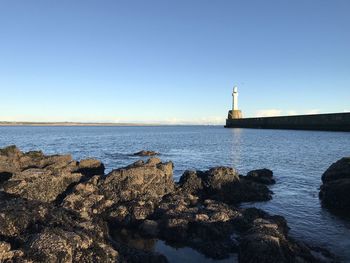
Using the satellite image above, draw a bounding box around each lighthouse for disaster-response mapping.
[227,85,242,119]
[232,86,238,111]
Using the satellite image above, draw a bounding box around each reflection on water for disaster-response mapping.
[230,128,243,169]
[155,241,237,263]
[0,126,349,260]
[111,227,237,263]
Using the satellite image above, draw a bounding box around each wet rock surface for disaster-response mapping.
[246,168,275,185]
[178,167,273,203]
[133,150,159,156]
[0,146,338,262]
[320,157,350,211]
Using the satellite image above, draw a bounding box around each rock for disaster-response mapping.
[238,215,332,263]
[78,158,105,177]
[63,157,174,221]
[152,194,241,258]
[320,157,350,210]
[0,241,24,261]
[178,170,204,195]
[322,157,350,183]
[25,227,118,263]
[0,193,118,262]
[0,145,22,175]
[3,168,83,203]
[246,168,275,185]
[178,167,272,203]
[0,146,105,203]
[320,179,350,210]
[133,150,159,156]
[202,167,240,191]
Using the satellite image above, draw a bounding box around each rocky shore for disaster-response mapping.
[0,146,338,262]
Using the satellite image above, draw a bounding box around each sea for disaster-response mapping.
[0,126,349,262]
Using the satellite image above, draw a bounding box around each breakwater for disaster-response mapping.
[225,112,350,131]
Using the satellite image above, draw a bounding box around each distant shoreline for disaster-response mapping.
[0,122,218,127]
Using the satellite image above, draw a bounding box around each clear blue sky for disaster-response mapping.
[0,0,349,124]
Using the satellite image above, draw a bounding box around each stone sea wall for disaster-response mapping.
[225,112,350,131]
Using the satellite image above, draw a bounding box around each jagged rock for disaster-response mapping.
[78,158,105,177]
[0,145,22,175]
[0,241,24,261]
[178,167,272,203]
[0,146,105,203]
[238,212,334,263]
[320,157,350,210]
[3,168,83,203]
[202,167,240,191]
[25,227,118,263]
[133,150,159,156]
[151,195,241,258]
[0,192,50,237]
[63,157,174,221]
[246,168,275,185]
[322,157,350,183]
[178,170,204,195]
[0,193,118,262]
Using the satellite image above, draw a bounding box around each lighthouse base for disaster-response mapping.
[227,110,243,120]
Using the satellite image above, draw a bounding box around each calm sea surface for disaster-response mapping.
[0,126,349,261]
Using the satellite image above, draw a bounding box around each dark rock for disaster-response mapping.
[0,193,118,262]
[322,157,350,183]
[133,150,159,156]
[77,158,105,177]
[320,157,350,210]
[153,195,240,258]
[63,157,174,220]
[0,241,24,261]
[246,168,275,185]
[202,167,240,191]
[320,178,350,210]
[238,215,333,263]
[178,167,272,203]
[178,170,204,195]
[0,172,12,186]
[0,146,105,203]
[3,168,83,203]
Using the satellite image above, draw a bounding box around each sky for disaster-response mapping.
[0,0,349,124]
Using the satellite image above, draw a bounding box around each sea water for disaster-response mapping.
[0,126,349,261]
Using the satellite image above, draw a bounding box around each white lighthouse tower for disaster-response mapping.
[232,86,238,111]
[227,85,242,119]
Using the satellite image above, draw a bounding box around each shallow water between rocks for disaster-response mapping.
[0,126,349,261]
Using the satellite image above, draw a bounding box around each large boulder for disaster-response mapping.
[63,157,174,221]
[0,241,24,262]
[178,167,272,203]
[147,194,334,262]
[238,212,331,263]
[0,145,104,203]
[319,157,350,210]
[246,168,275,185]
[3,168,83,203]
[0,193,118,262]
